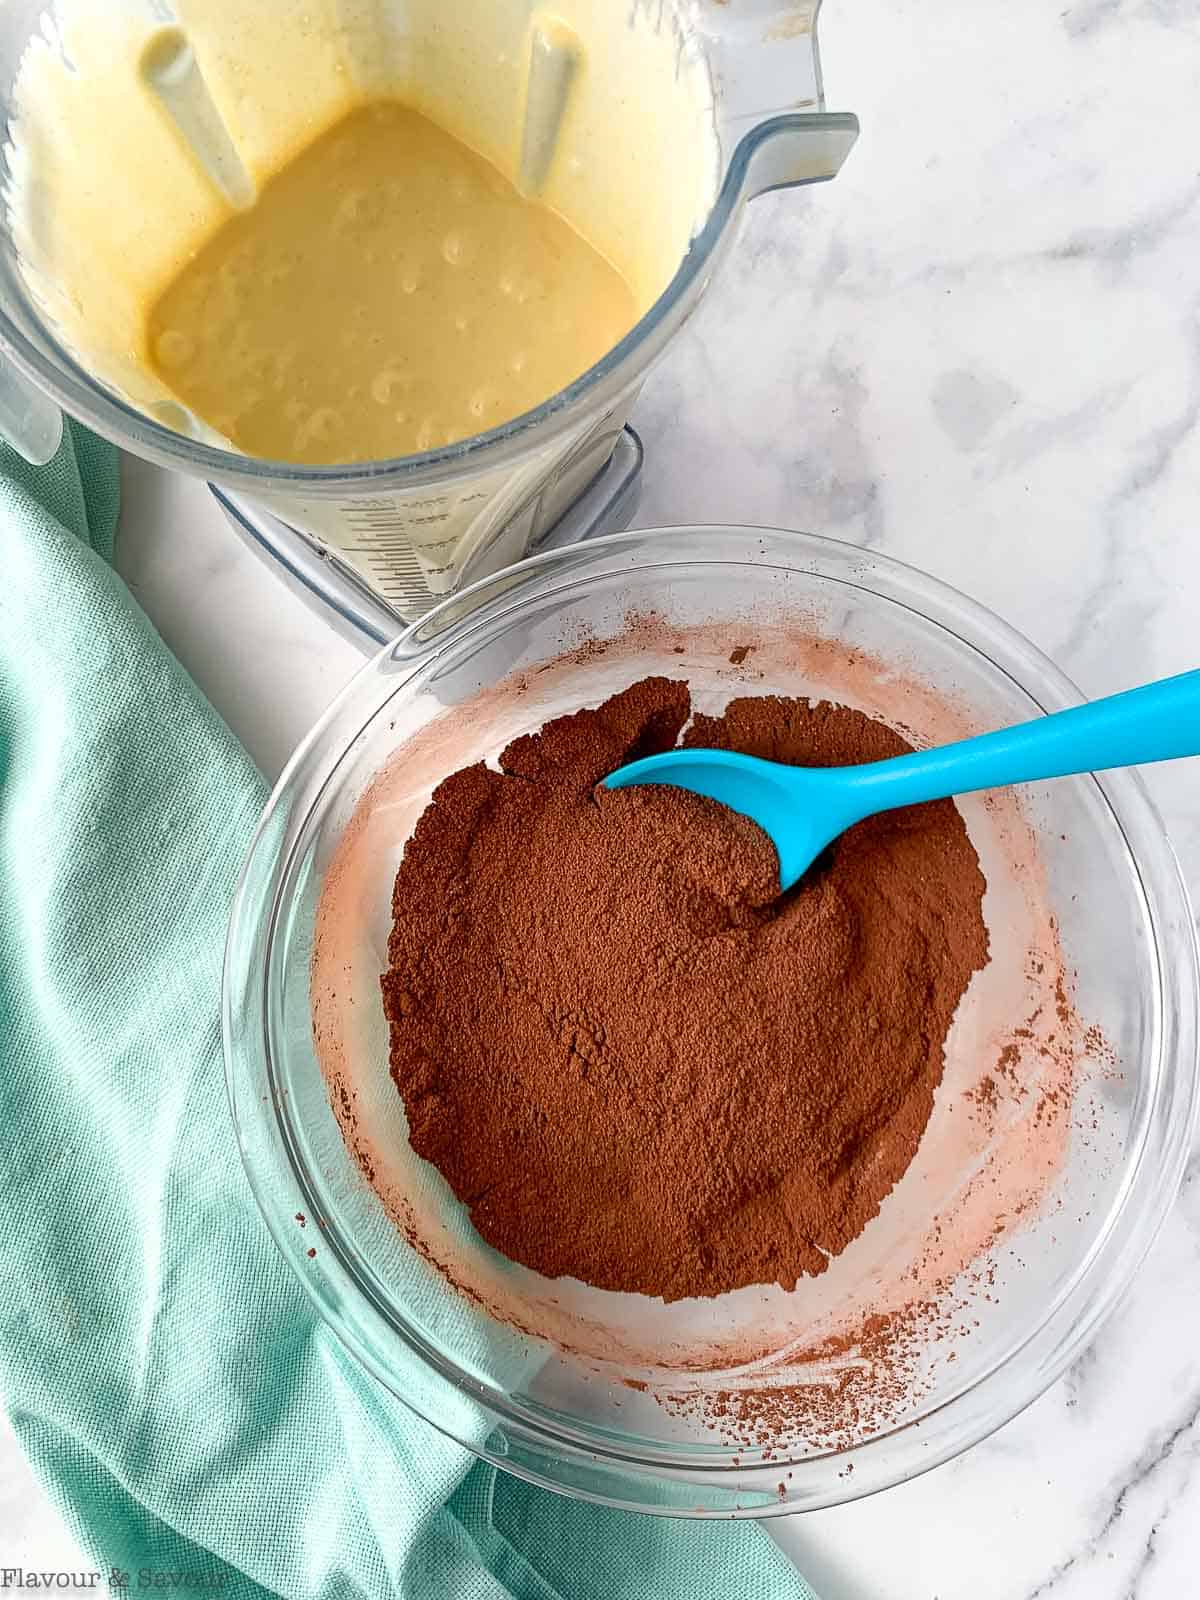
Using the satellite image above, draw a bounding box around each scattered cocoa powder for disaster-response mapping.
[659,1303,934,1452]
[381,678,989,1302]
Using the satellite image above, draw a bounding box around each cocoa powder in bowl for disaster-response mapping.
[381,678,989,1302]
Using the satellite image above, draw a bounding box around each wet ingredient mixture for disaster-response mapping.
[146,101,638,463]
[381,678,990,1302]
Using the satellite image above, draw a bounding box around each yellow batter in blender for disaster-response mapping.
[146,99,638,466]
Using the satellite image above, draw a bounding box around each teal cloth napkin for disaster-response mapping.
[0,423,816,1599]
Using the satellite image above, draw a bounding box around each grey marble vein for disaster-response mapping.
[1027,1392,1200,1598]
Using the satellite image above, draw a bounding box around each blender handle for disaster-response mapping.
[0,351,64,465]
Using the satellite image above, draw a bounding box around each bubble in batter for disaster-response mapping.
[144,101,639,466]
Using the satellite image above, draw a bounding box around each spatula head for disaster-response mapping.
[605,749,841,890]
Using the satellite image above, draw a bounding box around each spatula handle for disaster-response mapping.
[846,668,1200,812]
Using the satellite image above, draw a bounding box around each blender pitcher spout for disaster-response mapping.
[697,0,858,199]
[739,111,859,200]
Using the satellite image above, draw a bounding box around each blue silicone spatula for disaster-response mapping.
[605,668,1200,890]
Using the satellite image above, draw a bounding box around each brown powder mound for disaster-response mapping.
[381,677,989,1302]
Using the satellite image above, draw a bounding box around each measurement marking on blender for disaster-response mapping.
[345,534,427,545]
[343,514,449,530]
[343,534,452,549]
[342,547,431,560]
[349,566,429,582]
[347,531,438,544]
[354,544,423,557]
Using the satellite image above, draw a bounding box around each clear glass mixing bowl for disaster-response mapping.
[224,527,1198,1516]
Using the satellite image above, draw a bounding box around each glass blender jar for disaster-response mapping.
[0,0,857,626]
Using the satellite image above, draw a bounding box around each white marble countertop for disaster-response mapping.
[7,0,1200,1592]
